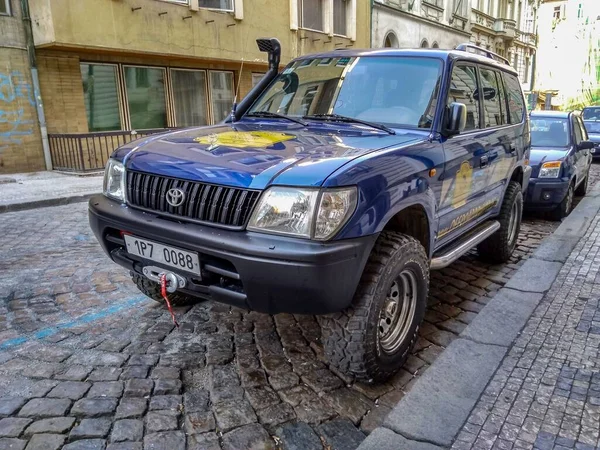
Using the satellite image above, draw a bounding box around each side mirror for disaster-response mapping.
[578,140,595,150]
[446,102,467,136]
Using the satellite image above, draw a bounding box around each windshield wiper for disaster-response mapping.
[303,113,396,135]
[246,111,307,126]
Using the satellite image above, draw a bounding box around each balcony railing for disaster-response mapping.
[472,9,495,30]
[48,129,172,173]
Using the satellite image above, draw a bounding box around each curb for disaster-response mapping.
[358,184,600,450]
[0,193,99,214]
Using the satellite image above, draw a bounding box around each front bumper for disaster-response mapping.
[88,195,376,314]
[525,177,570,210]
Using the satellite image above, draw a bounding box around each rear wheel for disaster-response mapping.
[131,273,201,306]
[477,181,522,263]
[318,232,429,383]
[550,182,574,221]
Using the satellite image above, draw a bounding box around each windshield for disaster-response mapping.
[531,117,570,147]
[248,56,443,129]
[584,121,600,134]
[582,107,600,121]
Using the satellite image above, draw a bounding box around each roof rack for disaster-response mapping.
[454,44,510,65]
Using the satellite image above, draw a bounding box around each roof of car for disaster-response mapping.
[292,48,519,74]
[530,110,572,119]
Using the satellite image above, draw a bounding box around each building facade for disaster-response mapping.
[535,0,599,110]
[372,0,471,51]
[372,0,538,95]
[2,0,369,173]
[0,0,45,173]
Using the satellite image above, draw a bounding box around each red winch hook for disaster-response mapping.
[159,273,180,328]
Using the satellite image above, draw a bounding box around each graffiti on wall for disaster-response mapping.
[0,70,35,154]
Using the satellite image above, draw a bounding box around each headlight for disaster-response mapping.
[103,159,126,202]
[247,186,357,240]
[538,161,561,178]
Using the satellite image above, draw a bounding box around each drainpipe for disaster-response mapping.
[370,0,373,47]
[20,0,52,171]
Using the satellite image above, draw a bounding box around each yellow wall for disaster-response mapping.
[0,0,45,173]
[30,0,371,65]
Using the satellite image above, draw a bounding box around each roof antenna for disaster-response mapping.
[230,57,244,123]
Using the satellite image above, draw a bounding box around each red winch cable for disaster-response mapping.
[159,273,180,328]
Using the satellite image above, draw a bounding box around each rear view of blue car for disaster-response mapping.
[583,106,600,156]
[525,111,594,220]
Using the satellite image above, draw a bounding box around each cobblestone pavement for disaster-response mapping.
[451,205,600,450]
[0,164,598,450]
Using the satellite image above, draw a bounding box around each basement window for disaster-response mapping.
[0,0,10,15]
[198,0,234,11]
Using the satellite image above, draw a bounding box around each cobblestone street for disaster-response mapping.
[0,164,599,450]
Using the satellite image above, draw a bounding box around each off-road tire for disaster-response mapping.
[131,273,200,306]
[477,181,523,263]
[575,171,589,197]
[550,181,574,221]
[318,231,429,383]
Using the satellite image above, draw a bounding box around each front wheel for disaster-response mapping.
[477,181,523,263]
[318,232,429,383]
[550,182,574,221]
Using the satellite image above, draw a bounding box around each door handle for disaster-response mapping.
[509,145,517,154]
[480,155,489,168]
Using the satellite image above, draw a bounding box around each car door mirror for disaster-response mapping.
[578,140,595,151]
[446,102,467,136]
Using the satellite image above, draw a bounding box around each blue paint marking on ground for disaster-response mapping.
[0,296,149,351]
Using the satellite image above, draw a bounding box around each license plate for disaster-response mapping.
[124,235,200,276]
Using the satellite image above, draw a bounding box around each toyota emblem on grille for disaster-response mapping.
[166,188,185,207]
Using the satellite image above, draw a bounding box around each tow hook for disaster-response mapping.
[142,265,186,293]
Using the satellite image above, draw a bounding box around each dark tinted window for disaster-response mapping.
[583,107,600,121]
[495,72,509,125]
[503,73,525,124]
[479,67,503,127]
[585,121,600,133]
[531,117,569,147]
[448,65,480,130]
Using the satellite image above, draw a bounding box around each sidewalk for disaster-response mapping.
[0,171,102,213]
[359,184,600,450]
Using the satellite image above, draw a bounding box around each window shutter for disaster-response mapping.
[349,0,357,41]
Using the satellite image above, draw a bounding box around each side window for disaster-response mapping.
[495,72,509,125]
[502,73,525,124]
[573,117,584,145]
[577,117,589,141]
[479,67,503,128]
[448,65,480,131]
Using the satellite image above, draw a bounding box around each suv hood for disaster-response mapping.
[117,122,425,189]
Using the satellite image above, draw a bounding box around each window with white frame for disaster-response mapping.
[199,0,234,11]
[333,0,348,36]
[452,0,467,18]
[172,69,209,127]
[298,0,324,32]
[0,0,10,15]
[164,0,189,5]
[252,73,265,87]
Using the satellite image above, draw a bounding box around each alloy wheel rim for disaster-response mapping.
[507,201,519,246]
[378,269,418,355]
[566,186,573,213]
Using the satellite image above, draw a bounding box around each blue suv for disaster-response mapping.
[89,40,531,382]
[526,111,593,220]
[583,106,600,156]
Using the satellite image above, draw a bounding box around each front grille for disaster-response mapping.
[126,171,260,228]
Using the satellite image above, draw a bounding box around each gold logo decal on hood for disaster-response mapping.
[194,131,295,149]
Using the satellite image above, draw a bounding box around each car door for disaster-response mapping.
[572,114,591,182]
[476,66,518,210]
[437,63,491,246]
